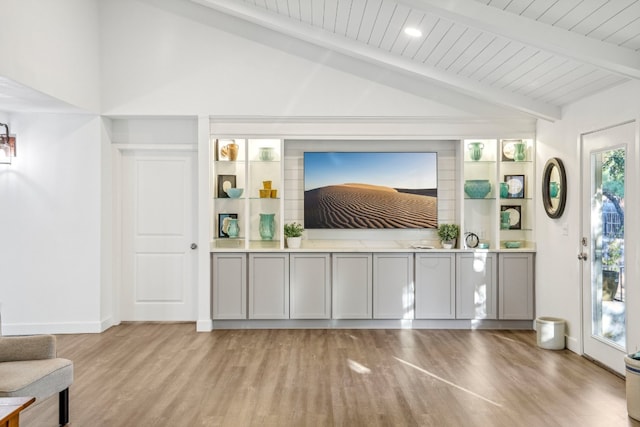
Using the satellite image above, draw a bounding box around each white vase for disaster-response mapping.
[442,240,454,249]
[286,237,302,249]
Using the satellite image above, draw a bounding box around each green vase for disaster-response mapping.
[259,213,275,240]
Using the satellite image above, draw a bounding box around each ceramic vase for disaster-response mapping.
[226,218,240,238]
[468,142,484,161]
[259,213,275,240]
[513,143,526,161]
[464,179,491,198]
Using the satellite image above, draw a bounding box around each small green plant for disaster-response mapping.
[437,223,459,242]
[284,222,304,238]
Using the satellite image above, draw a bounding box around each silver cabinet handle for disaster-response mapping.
[577,253,587,260]
[191,243,198,250]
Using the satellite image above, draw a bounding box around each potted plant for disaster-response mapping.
[284,222,304,249]
[602,239,622,301]
[437,223,459,249]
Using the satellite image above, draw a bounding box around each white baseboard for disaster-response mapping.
[2,321,103,336]
[566,335,580,354]
[100,317,119,332]
[197,319,213,332]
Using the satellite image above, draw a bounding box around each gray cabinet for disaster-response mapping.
[415,253,455,319]
[332,253,372,319]
[249,253,289,319]
[499,253,534,319]
[456,252,497,319]
[290,253,331,319]
[212,253,247,319]
[373,253,414,319]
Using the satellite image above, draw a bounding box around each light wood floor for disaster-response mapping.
[20,323,639,427]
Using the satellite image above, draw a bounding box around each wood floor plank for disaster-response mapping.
[18,324,639,427]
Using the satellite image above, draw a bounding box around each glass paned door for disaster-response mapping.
[582,122,631,375]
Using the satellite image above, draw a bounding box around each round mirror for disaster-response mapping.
[542,157,567,218]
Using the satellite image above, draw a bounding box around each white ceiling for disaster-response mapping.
[191,0,640,121]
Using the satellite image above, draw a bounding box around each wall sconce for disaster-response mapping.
[0,122,16,165]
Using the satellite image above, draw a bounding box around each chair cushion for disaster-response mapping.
[0,358,73,401]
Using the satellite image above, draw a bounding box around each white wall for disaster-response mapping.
[0,0,101,112]
[0,113,104,334]
[99,0,484,117]
[536,80,640,354]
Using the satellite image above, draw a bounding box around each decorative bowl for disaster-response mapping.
[477,242,490,249]
[504,241,521,249]
[225,188,244,198]
[464,179,492,199]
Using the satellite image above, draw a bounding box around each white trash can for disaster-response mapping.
[626,354,640,421]
[536,317,565,350]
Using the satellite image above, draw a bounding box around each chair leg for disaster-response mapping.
[59,388,69,426]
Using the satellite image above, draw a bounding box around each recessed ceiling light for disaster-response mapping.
[404,27,422,38]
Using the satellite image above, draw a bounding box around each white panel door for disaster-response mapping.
[373,254,414,319]
[121,150,197,321]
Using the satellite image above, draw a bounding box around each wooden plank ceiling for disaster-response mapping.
[192,0,640,121]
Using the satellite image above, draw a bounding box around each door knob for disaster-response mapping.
[191,243,198,250]
[577,252,587,260]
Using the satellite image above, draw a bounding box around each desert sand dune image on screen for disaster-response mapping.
[304,184,437,229]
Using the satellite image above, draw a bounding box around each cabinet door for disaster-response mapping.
[456,252,497,319]
[290,253,331,319]
[212,253,247,319]
[332,254,372,319]
[249,253,289,319]
[415,253,455,319]
[373,254,414,319]
[499,253,534,319]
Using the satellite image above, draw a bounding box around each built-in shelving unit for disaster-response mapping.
[210,138,284,250]
[461,138,535,250]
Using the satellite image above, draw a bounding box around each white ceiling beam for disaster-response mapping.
[399,0,640,80]
[190,0,560,120]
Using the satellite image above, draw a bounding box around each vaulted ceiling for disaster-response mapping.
[191,0,640,121]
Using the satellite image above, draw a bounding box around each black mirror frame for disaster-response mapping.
[542,157,567,218]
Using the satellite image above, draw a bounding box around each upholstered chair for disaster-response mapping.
[0,331,73,426]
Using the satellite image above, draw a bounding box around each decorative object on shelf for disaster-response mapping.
[478,242,490,249]
[217,139,239,161]
[225,187,243,198]
[259,213,276,240]
[0,122,17,165]
[501,139,521,161]
[468,141,484,161]
[504,174,525,198]
[500,205,521,230]
[259,180,276,198]
[500,210,511,230]
[513,142,527,161]
[259,147,275,161]
[464,179,491,199]
[217,175,236,198]
[504,240,522,249]
[284,222,304,248]
[437,223,459,249]
[464,232,479,248]
[226,218,240,238]
[542,157,567,218]
[218,213,238,238]
[500,182,509,198]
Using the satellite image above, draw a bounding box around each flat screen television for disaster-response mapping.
[304,152,438,229]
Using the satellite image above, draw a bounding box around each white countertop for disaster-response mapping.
[210,239,536,253]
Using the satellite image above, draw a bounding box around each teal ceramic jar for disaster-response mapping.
[259,213,275,240]
[464,179,491,199]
